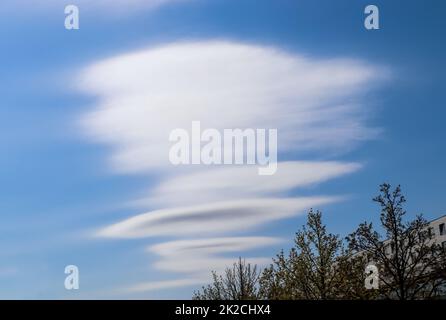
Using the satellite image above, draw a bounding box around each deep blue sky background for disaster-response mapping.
[0,0,445,298]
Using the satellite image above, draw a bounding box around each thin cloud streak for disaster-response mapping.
[149,237,282,273]
[1,0,189,13]
[123,278,208,294]
[97,196,340,238]
[123,237,282,293]
[132,161,362,207]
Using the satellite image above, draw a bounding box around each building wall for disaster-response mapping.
[428,214,446,248]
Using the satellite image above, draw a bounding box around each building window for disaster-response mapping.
[440,223,445,236]
[428,227,434,238]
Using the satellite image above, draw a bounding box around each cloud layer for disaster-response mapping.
[149,237,282,274]
[98,196,339,238]
[78,40,385,293]
[79,41,381,173]
[133,161,361,207]
[2,0,187,13]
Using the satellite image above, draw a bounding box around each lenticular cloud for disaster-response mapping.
[79,41,381,173]
[78,40,385,292]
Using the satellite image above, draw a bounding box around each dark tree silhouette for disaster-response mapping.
[193,258,260,300]
[347,183,446,299]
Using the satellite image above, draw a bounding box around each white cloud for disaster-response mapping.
[97,196,339,238]
[150,237,282,256]
[2,0,188,13]
[123,237,281,293]
[123,278,206,293]
[77,40,386,293]
[79,41,383,173]
[149,237,282,273]
[132,161,361,207]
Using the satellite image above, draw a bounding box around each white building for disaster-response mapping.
[382,214,446,256]
[428,214,446,247]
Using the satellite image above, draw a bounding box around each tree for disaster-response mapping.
[347,183,446,299]
[259,248,303,299]
[334,252,379,299]
[193,258,261,300]
[260,209,368,299]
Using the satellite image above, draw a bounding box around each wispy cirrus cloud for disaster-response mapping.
[149,237,282,274]
[77,40,387,293]
[131,161,361,207]
[1,0,189,13]
[123,237,282,293]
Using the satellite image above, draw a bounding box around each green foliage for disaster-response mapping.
[260,209,372,299]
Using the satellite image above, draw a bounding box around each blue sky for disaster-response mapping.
[0,0,445,299]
